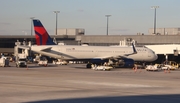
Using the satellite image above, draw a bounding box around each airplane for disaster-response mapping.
[31,19,158,68]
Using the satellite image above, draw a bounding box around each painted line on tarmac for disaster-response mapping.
[67,80,162,88]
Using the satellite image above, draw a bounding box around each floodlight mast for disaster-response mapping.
[30,17,35,36]
[105,15,111,36]
[53,11,60,35]
[151,6,159,35]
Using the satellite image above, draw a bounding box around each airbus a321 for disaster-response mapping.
[31,19,158,68]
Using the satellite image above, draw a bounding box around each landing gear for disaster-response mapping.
[86,63,92,68]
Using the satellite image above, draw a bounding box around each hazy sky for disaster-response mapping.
[0,0,180,36]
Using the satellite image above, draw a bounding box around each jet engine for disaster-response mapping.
[118,58,134,68]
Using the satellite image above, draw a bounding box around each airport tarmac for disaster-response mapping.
[0,63,180,103]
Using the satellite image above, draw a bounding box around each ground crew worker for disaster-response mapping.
[133,64,138,72]
[104,62,107,66]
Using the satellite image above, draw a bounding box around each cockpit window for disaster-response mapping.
[143,46,148,48]
[149,49,155,54]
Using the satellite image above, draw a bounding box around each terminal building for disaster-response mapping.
[148,28,180,35]
[1,28,180,63]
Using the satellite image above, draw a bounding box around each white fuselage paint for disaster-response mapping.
[31,45,157,62]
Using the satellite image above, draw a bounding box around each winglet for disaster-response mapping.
[132,43,137,54]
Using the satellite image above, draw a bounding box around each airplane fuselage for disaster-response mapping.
[31,45,157,62]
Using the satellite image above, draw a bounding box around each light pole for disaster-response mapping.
[30,17,35,57]
[151,6,159,35]
[105,15,111,35]
[30,17,35,36]
[53,11,60,35]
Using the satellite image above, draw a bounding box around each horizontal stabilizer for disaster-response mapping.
[40,47,52,52]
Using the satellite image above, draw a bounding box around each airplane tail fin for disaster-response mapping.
[33,19,56,45]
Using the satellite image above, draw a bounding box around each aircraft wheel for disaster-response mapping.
[86,63,91,68]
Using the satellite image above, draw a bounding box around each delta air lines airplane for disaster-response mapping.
[31,19,158,68]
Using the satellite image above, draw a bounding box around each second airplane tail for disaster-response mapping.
[33,19,56,45]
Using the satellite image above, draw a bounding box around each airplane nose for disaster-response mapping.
[154,54,158,61]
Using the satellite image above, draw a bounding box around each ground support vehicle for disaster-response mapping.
[161,65,178,70]
[53,60,67,65]
[145,64,162,71]
[38,57,48,66]
[16,58,27,68]
[162,61,179,70]
[91,65,113,71]
[38,60,48,66]
[16,54,27,68]
[0,57,10,67]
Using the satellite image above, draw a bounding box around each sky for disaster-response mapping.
[0,0,180,36]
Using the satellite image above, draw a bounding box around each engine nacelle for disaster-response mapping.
[118,58,134,68]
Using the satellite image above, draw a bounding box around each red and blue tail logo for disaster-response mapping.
[33,19,56,45]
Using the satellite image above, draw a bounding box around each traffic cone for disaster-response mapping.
[132,67,135,70]
[134,68,137,73]
[26,66,28,70]
[139,68,142,73]
[164,69,166,73]
[168,69,170,73]
[133,64,137,73]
